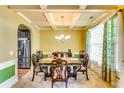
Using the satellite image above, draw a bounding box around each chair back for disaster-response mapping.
[32,54,39,67]
[51,58,67,80]
[60,52,64,57]
[68,52,72,57]
[67,49,72,57]
[36,51,43,61]
[79,50,85,58]
[52,52,59,59]
[82,54,89,67]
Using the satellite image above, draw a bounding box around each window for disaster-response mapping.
[89,23,104,67]
[87,23,104,74]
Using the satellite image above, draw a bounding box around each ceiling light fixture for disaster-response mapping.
[55,16,71,43]
[17,12,31,23]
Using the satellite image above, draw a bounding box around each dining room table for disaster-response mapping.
[39,57,82,65]
[39,57,83,80]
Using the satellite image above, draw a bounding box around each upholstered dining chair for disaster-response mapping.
[67,51,72,57]
[60,52,64,57]
[31,54,43,81]
[36,51,43,62]
[52,52,59,59]
[79,50,86,58]
[51,58,68,88]
[77,54,89,80]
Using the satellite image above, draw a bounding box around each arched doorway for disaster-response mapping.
[18,24,31,69]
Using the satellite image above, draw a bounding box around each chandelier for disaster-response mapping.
[55,34,71,42]
[54,16,71,42]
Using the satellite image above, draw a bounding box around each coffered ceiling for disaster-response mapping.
[8,5,117,30]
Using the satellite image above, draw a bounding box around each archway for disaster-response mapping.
[18,24,31,78]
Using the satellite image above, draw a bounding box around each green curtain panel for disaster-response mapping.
[86,31,91,55]
[86,31,91,67]
[102,15,117,85]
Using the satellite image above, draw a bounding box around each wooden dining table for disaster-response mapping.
[39,57,82,65]
[39,57,83,80]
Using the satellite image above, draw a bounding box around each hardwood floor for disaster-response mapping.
[18,69,30,79]
[13,68,112,88]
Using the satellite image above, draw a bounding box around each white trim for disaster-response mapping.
[0,59,17,70]
[0,59,18,88]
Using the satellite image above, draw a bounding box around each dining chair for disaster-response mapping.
[32,53,49,81]
[51,58,68,88]
[67,49,72,57]
[79,50,86,58]
[60,52,64,57]
[36,50,43,62]
[31,54,42,81]
[52,52,59,59]
[67,52,72,57]
[77,54,89,80]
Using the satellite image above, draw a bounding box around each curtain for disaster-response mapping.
[86,31,91,55]
[116,11,124,76]
[88,24,104,74]
[117,10,124,87]
[102,15,117,86]
[86,31,91,67]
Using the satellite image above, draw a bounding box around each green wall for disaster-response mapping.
[0,65,15,84]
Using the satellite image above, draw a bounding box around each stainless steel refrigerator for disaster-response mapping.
[18,30,31,69]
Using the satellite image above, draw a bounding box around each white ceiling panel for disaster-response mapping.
[20,12,48,24]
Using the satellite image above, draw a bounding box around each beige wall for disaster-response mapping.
[40,30,86,53]
[0,6,41,63]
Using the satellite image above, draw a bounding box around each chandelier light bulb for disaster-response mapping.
[55,34,71,42]
[60,34,64,39]
[55,36,59,39]
[65,35,71,40]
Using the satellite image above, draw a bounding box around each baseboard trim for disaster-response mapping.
[0,75,18,88]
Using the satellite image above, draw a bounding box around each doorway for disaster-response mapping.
[18,24,31,78]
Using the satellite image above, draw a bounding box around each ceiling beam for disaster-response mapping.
[31,22,88,26]
[11,9,113,13]
[79,5,87,9]
[40,5,56,30]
